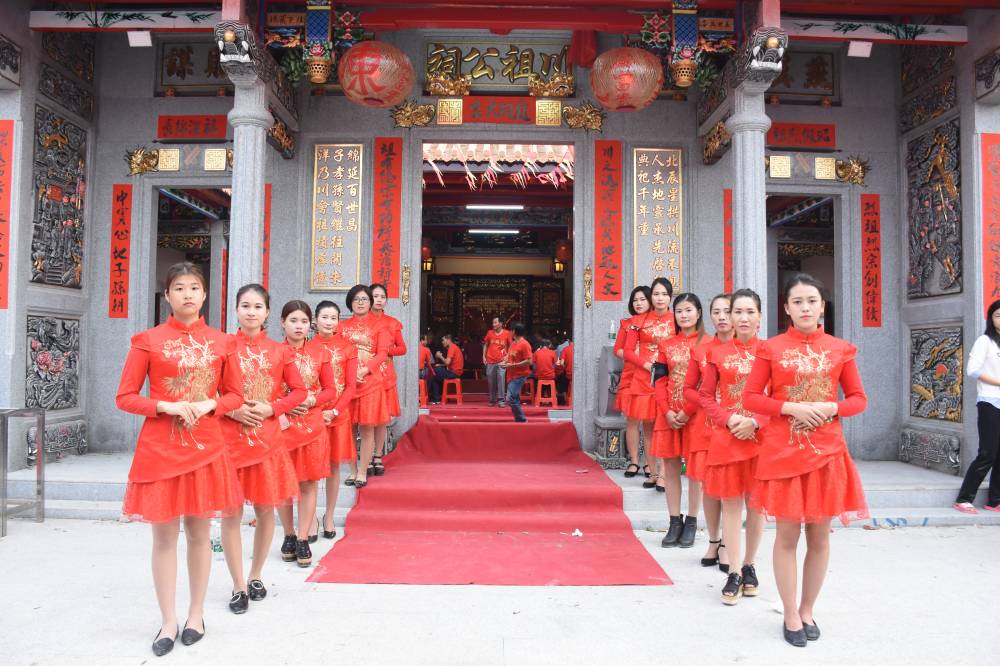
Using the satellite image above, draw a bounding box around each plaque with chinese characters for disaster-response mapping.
[632,148,683,290]
[425,40,570,94]
[310,144,363,291]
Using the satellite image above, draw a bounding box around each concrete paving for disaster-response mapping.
[1,517,997,665]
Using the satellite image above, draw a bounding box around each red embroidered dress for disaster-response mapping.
[221,331,305,506]
[743,326,869,524]
[681,336,721,481]
[651,331,700,459]
[613,318,633,413]
[309,333,358,463]
[116,316,243,522]
[339,314,392,426]
[699,337,768,499]
[371,311,406,418]
[281,341,337,482]
[622,311,676,421]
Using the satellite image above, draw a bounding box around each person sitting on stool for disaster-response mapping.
[429,333,464,404]
[418,333,434,381]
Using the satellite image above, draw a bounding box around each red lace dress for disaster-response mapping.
[340,314,392,426]
[613,318,634,413]
[651,331,700,459]
[370,311,406,419]
[743,326,869,524]
[221,331,306,506]
[699,337,768,499]
[622,311,676,421]
[681,336,721,481]
[309,333,358,463]
[281,342,337,482]
[116,316,243,522]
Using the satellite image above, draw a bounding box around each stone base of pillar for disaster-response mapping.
[594,415,627,469]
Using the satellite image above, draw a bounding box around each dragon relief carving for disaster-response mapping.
[392,99,435,128]
[125,147,159,176]
[563,102,605,132]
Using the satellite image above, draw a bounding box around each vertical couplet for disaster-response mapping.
[723,188,733,293]
[262,183,271,290]
[860,193,882,327]
[108,184,133,318]
[0,120,13,309]
[372,137,403,297]
[982,134,1000,316]
[594,140,622,301]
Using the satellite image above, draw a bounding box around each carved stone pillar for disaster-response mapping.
[725,27,787,320]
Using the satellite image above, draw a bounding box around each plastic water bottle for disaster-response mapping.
[210,518,224,560]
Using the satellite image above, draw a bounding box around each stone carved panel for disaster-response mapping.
[899,428,961,476]
[909,326,962,423]
[594,421,627,470]
[30,106,87,288]
[0,33,21,88]
[25,315,81,411]
[975,46,1000,103]
[901,45,954,97]
[39,62,94,121]
[899,75,956,135]
[41,32,95,84]
[906,119,961,299]
[26,420,88,467]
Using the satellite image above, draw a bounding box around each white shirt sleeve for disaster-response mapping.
[968,335,990,380]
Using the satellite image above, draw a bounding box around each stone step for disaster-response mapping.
[626,507,1000,531]
[20,499,355,524]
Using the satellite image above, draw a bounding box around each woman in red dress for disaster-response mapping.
[698,289,768,605]
[617,286,651,480]
[310,300,358,537]
[115,262,243,656]
[743,274,868,647]
[623,278,676,492]
[275,300,337,568]
[682,294,733,571]
[339,284,392,488]
[370,283,406,477]
[219,284,305,614]
[652,293,704,547]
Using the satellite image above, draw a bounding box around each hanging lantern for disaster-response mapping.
[590,47,664,112]
[554,239,571,262]
[338,41,414,108]
[421,244,432,261]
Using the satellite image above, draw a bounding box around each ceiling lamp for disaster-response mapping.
[590,47,664,112]
[338,41,414,108]
[552,258,566,274]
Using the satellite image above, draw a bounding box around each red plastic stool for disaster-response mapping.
[534,379,557,407]
[520,378,535,401]
[442,378,463,405]
[418,379,428,407]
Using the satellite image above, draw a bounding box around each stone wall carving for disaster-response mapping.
[906,118,961,299]
[30,106,87,288]
[41,32,95,84]
[899,428,961,476]
[26,420,88,466]
[594,419,627,469]
[899,75,956,134]
[975,46,1000,104]
[0,33,21,88]
[909,326,962,423]
[25,315,81,411]
[39,62,94,121]
[900,45,954,98]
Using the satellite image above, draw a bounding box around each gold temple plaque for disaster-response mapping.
[436,98,463,125]
[157,148,180,171]
[814,157,836,180]
[203,148,228,171]
[768,154,791,178]
[535,99,562,126]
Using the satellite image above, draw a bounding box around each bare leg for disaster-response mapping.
[221,508,246,593]
[296,481,318,540]
[248,505,275,581]
[721,497,744,574]
[702,494,726,565]
[625,419,640,467]
[182,516,211,633]
[799,521,832,625]
[151,520,181,641]
[641,421,661,486]
[743,502,765,566]
[374,424,387,460]
[687,478,703,521]
[357,425,376,484]
[662,457,683,516]
[277,503,295,538]
[774,521,803,631]
[324,464,341,532]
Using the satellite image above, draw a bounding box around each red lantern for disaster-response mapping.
[421,244,432,260]
[590,47,664,112]
[554,239,571,262]
[338,41,414,108]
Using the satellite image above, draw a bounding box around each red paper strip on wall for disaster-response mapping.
[983,134,1000,316]
[157,114,228,140]
[766,122,836,150]
[108,184,133,318]
[594,140,623,301]
[0,120,13,309]
[262,183,272,290]
[220,248,228,331]
[860,193,882,328]
[463,97,536,125]
[372,137,403,297]
[723,188,733,293]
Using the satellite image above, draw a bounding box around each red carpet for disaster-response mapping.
[308,416,670,586]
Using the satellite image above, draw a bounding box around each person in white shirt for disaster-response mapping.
[954,299,1000,514]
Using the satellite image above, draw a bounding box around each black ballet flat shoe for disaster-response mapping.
[180,621,205,646]
[783,624,808,648]
[296,539,312,568]
[152,628,177,657]
[661,515,685,548]
[354,478,368,489]
[280,534,297,562]
[642,464,651,478]
[701,539,722,567]
[229,590,249,614]
[642,474,658,489]
[344,476,356,487]
[322,513,336,539]
[678,515,697,548]
[624,463,640,478]
[247,579,267,601]
[655,483,666,493]
[803,621,821,641]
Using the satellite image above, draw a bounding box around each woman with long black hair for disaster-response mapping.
[617,286,653,480]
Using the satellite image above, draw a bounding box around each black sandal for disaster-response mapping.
[344,476,356,487]
[642,473,659,489]
[642,464,651,478]
[354,478,368,488]
[624,463,640,478]
[701,539,722,567]
[718,543,730,573]
[372,456,386,476]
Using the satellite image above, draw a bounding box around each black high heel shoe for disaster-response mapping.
[152,628,178,657]
[701,539,722,567]
[180,620,205,646]
[307,515,319,544]
[718,543,730,573]
[322,513,336,539]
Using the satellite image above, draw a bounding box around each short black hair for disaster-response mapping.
[512,322,526,337]
[628,286,652,316]
[345,284,373,312]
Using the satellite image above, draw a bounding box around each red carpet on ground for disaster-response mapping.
[308,416,670,586]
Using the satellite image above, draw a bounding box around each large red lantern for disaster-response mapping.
[590,47,664,112]
[554,239,571,262]
[338,41,414,108]
[421,244,432,261]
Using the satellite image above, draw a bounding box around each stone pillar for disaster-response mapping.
[208,220,227,329]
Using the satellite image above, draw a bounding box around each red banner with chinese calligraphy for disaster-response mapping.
[221,248,228,331]
[372,137,403,297]
[594,140,622,301]
[860,193,882,327]
[723,188,733,293]
[983,134,1000,316]
[157,114,228,140]
[766,122,836,150]
[0,120,12,309]
[463,97,536,124]
[108,184,133,318]
[262,183,272,290]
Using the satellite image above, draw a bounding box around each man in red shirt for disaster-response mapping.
[557,339,573,406]
[430,333,464,404]
[533,340,557,380]
[482,317,513,407]
[418,333,434,380]
[501,322,533,422]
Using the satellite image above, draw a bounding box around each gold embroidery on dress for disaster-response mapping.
[237,345,274,447]
[161,334,218,449]
[667,345,691,409]
[778,343,834,453]
[344,329,373,383]
[290,349,317,433]
[722,348,756,417]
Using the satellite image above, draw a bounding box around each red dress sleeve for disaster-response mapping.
[836,357,868,417]
[215,338,244,414]
[115,332,159,418]
[697,362,735,425]
[682,358,702,415]
[272,355,307,417]
[313,353,339,406]
[613,321,628,357]
[623,326,644,367]
[743,350,783,417]
[333,356,358,412]
[366,327,391,374]
[388,325,407,357]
